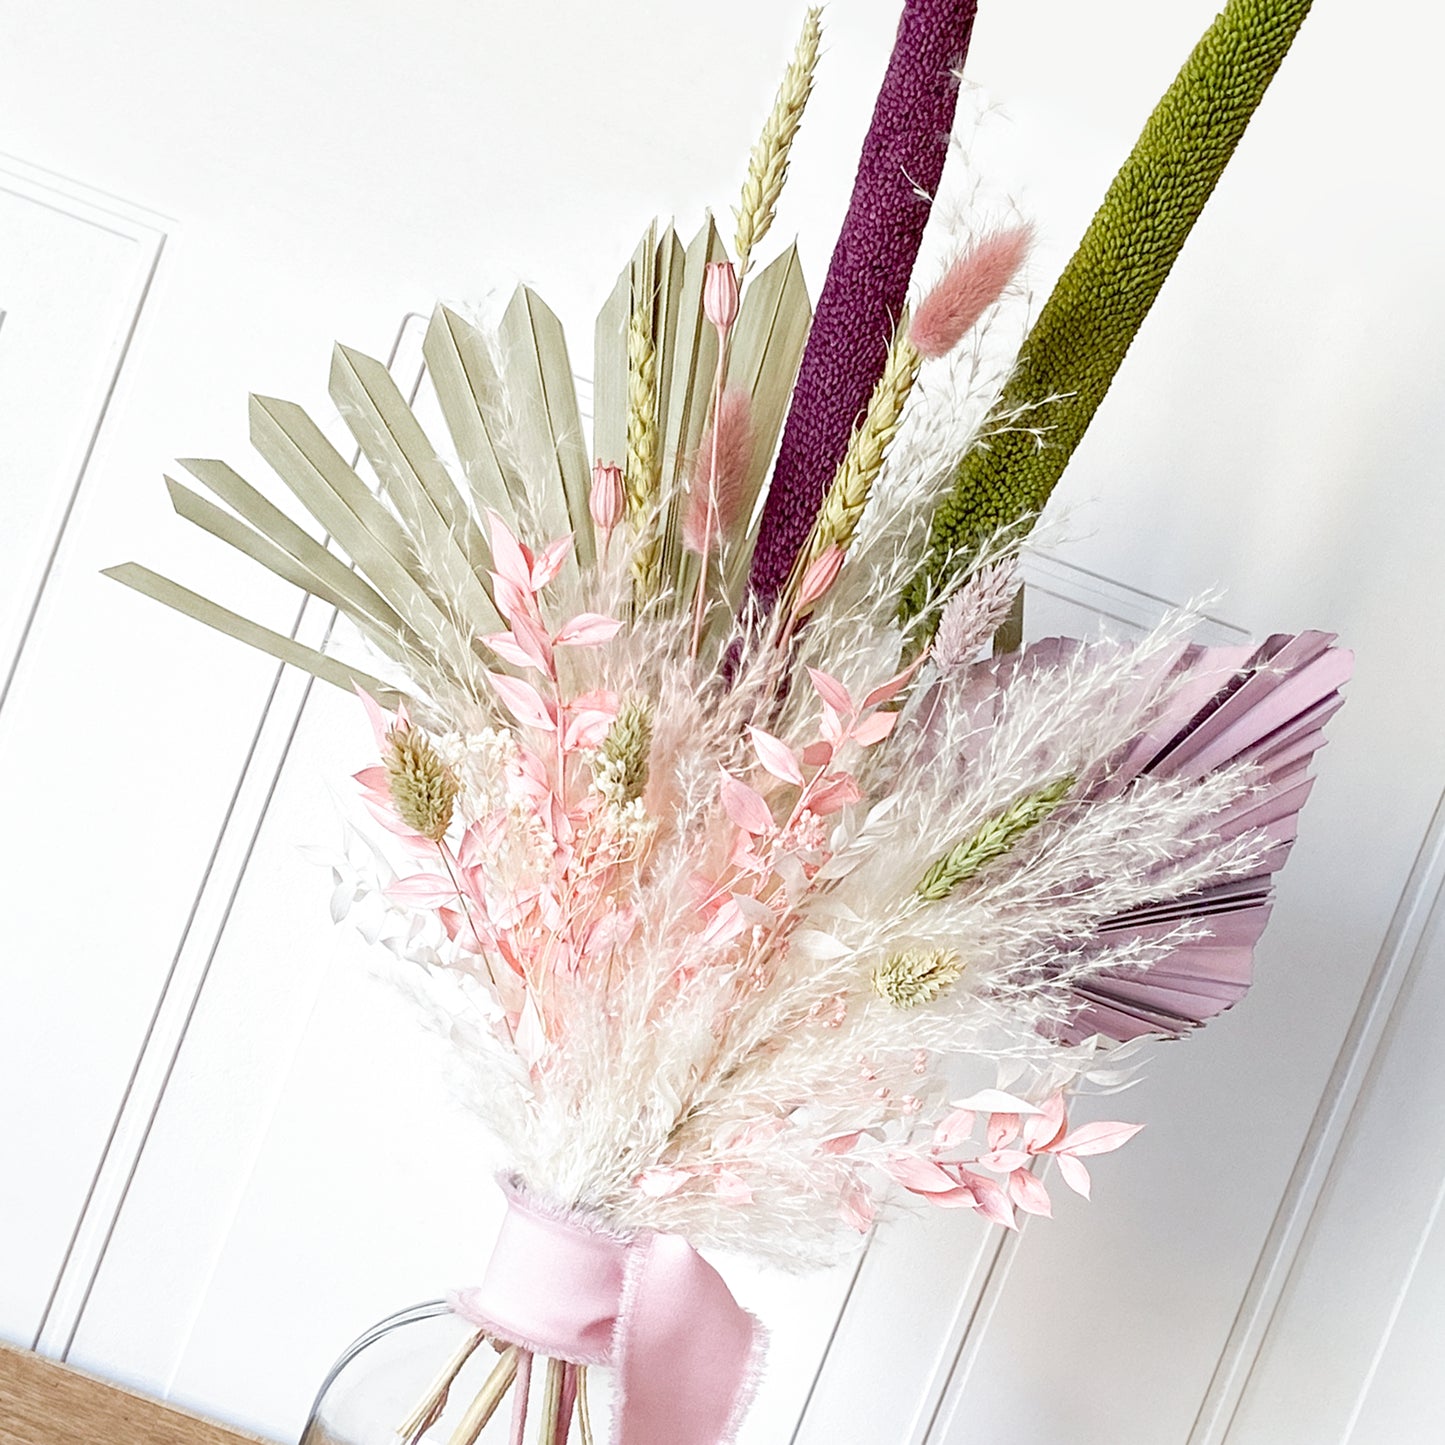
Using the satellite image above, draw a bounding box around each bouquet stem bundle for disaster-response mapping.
[396,1340,596,1445]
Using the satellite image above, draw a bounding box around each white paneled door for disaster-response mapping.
[2,2,1443,1442]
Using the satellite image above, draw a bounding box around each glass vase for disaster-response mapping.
[300,1301,600,1444]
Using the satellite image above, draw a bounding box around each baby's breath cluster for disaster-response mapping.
[435,727,518,823]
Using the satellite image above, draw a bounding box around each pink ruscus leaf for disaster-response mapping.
[987,1112,1021,1151]
[1022,1093,1069,1153]
[1053,1121,1144,1158]
[1008,1168,1053,1219]
[851,709,899,747]
[487,672,555,731]
[720,773,775,836]
[801,740,833,768]
[794,544,844,611]
[956,1169,1017,1229]
[486,511,534,592]
[531,535,573,589]
[749,726,805,786]
[884,1154,958,1194]
[932,1109,977,1150]
[808,773,863,815]
[509,610,555,671]
[860,656,926,710]
[554,613,623,647]
[481,631,537,670]
[807,667,855,715]
[1054,1153,1092,1200]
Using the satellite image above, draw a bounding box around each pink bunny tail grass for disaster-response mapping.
[684,388,754,554]
[909,226,1033,360]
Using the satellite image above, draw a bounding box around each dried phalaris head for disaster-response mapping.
[872,949,965,1009]
[384,723,458,842]
[592,697,654,808]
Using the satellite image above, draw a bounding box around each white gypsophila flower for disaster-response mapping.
[434,727,518,823]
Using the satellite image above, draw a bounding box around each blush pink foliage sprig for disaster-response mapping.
[880,1090,1142,1230]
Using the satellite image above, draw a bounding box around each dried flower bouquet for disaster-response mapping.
[108,1,1343,1440]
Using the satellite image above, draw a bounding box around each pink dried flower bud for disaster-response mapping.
[589,460,624,548]
[794,543,845,613]
[703,260,740,332]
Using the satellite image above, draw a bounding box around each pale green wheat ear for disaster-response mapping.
[916,775,1075,902]
[734,7,824,280]
[902,0,1315,623]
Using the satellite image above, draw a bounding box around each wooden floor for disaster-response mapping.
[0,1346,270,1445]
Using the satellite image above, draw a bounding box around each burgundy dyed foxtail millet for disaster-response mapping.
[747,0,979,611]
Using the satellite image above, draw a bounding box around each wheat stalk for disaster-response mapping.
[791,325,922,602]
[625,296,663,599]
[734,7,824,278]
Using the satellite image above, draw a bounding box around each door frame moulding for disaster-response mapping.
[1189,782,1445,1443]
[0,153,169,717]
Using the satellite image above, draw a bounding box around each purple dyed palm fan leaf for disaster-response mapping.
[1061,631,1352,1044]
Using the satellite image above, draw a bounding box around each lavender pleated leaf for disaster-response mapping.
[1057,631,1352,1045]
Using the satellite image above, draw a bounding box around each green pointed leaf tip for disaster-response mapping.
[902,0,1314,623]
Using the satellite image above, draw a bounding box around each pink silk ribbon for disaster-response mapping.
[450,1183,762,1444]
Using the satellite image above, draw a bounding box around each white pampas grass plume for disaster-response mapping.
[683,387,754,554]
[910,226,1032,360]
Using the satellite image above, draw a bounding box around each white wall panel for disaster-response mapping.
[0,159,171,1343]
